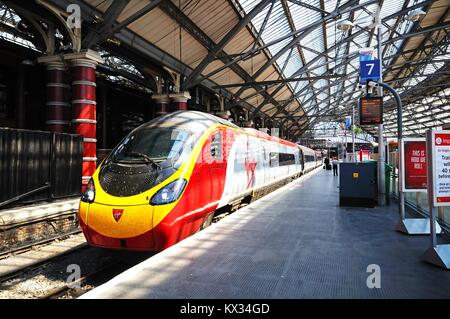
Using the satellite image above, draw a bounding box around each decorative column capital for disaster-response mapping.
[242,120,254,128]
[215,111,230,120]
[64,49,104,65]
[169,91,191,103]
[37,55,66,69]
[152,94,171,104]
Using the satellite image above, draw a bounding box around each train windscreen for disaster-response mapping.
[108,127,196,167]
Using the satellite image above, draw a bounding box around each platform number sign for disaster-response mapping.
[360,60,381,84]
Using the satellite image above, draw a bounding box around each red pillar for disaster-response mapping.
[170,92,191,111]
[71,59,98,187]
[152,94,170,116]
[65,50,104,188]
[45,61,70,133]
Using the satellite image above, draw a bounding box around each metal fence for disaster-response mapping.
[0,128,83,208]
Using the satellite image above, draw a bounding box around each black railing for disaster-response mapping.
[0,128,83,208]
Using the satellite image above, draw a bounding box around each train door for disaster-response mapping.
[245,136,257,190]
[259,140,269,187]
[299,148,304,173]
[181,129,227,237]
[209,129,226,200]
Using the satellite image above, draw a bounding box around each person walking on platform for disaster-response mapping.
[332,157,339,176]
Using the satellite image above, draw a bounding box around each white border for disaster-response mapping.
[401,137,427,193]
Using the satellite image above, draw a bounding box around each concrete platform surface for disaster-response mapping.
[81,169,450,299]
[0,198,79,226]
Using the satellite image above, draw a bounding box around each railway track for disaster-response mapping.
[0,244,89,285]
[0,238,153,299]
[39,261,130,299]
[0,229,83,260]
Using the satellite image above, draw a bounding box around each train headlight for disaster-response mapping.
[150,178,187,205]
[81,178,96,203]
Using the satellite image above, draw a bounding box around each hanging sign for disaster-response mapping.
[359,47,374,62]
[359,47,379,84]
[401,138,427,192]
[360,60,381,84]
[344,116,352,130]
[427,130,450,206]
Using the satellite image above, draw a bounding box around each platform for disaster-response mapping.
[0,198,80,253]
[82,169,450,299]
[0,198,79,226]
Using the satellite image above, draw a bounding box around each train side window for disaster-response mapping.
[269,152,278,167]
[279,153,295,166]
[210,132,222,160]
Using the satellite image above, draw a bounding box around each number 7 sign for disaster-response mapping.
[360,60,381,84]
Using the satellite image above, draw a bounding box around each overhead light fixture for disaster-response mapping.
[406,8,426,22]
[336,20,354,32]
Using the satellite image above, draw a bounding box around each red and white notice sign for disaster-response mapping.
[401,138,427,192]
[429,130,450,206]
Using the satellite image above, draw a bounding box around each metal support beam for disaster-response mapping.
[109,0,163,35]
[82,0,130,48]
[180,0,273,91]
[287,0,330,15]
[211,75,343,89]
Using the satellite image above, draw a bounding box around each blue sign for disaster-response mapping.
[360,59,381,84]
[345,116,352,130]
[359,48,374,62]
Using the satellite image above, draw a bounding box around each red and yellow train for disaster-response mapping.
[79,111,320,251]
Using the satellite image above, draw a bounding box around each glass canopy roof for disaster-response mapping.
[1,0,447,140]
[237,0,449,138]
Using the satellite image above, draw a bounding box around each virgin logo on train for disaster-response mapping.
[112,209,124,222]
[244,158,257,188]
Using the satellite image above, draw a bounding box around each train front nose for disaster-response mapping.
[79,201,156,250]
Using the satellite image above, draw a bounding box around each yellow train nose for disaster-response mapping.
[85,202,153,238]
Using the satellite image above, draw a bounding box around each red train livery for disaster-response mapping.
[79,111,320,251]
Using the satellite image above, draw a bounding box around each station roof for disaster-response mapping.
[3,0,449,139]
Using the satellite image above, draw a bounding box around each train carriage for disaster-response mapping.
[79,111,318,251]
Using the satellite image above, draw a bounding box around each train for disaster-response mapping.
[79,111,321,251]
